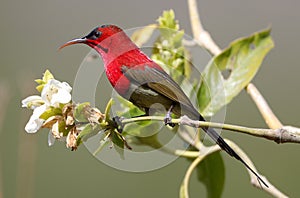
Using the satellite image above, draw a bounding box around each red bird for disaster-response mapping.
[60,25,267,187]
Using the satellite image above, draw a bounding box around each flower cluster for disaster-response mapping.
[151,10,190,85]
[21,70,104,150]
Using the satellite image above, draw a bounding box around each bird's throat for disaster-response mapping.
[96,44,109,54]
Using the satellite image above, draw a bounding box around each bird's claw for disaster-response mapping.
[164,106,176,127]
[112,116,124,133]
[164,116,175,127]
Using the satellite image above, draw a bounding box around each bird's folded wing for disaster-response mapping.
[121,65,194,108]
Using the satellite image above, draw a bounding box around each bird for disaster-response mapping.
[60,24,268,187]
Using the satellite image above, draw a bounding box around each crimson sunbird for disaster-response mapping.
[60,25,268,187]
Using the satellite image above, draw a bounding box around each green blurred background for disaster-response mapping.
[1,0,299,197]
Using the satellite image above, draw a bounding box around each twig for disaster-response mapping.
[179,116,300,144]
[180,138,285,198]
[187,0,221,55]
[246,83,283,129]
[173,150,200,158]
[122,116,300,144]
[182,39,197,47]
[180,144,221,198]
[181,156,204,198]
[187,0,287,132]
[187,0,289,196]
[177,126,202,150]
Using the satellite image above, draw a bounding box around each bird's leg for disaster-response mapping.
[112,116,124,133]
[164,104,176,127]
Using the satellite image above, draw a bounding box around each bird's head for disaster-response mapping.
[59,25,126,54]
[59,24,143,66]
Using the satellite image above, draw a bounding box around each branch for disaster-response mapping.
[187,0,290,131]
[122,115,290,196]
[246,83,283,129]
[180,143,221,198]
[187,0,221,55]
[180,156,205,198]
[186,1,289,196]
[122,115,300,144]
[179,116,300,144]
[179,136,286,198]
[78,106,287,196]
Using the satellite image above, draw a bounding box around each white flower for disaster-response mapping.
[48,129,66,147]
[41,79,72,107]
[21,95,44,110]
[25,105,47,133]
[22,78,73,134]
[51,121,63,139]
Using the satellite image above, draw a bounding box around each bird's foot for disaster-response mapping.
[164,116,175,127]
[164,105,176,127]
[112,116,124,133]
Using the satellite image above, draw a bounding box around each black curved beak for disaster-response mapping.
[59,38,87,50]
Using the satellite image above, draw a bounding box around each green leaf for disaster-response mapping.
[58,120,69,136]
[196,152,225,198]
[116,96,144,118]
[93,133,110,156]
[131,24,157,47]
[115,96,159,138]
[131,134,162,149]
[151,9,191,85]
[123,121,159,137]
[111,131,124,148]
[34,79,44,84]
[198,28,274,116]
[36,84,44,93]
[74,102,91,122]
[35,70,55,92]
[39,107,62,120]
[157,10,178,32]
[110,131,124,159]
[76,123,101,146]
[42,70,54,82]
[105,99,114,123]
[183,48,192,79]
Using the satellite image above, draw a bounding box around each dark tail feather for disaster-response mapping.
[181,105,268,187]
[202,122,269,188]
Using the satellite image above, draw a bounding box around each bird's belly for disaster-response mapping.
[124,84,173,113]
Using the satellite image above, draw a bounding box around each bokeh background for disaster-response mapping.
[1,0,299,197]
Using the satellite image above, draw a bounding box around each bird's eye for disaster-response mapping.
[94,31,101,38]
[85,28,102,40]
